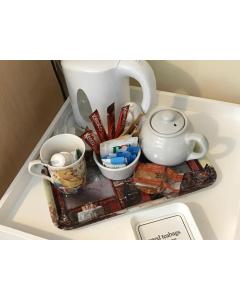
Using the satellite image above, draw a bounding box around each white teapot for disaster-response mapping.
[140,107,209,166]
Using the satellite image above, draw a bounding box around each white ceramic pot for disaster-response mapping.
[140,107,209,166]
[93,150,141,181]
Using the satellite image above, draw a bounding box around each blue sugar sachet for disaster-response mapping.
[116,151,131,158]
[127,146,140,154]
[107,153,117,158]
[127,154,137,164]
[102,156,127,165]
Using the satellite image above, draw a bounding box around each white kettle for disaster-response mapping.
[61,60,156,128]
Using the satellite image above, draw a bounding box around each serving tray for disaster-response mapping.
[45,150,216,230]
[1,87,240,239]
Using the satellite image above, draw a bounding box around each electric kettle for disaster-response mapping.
[61,60,156,128]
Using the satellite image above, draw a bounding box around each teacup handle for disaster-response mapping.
[185,133,209,161]
[28,160,53,183]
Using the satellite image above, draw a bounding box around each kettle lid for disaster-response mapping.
[61,60,119,72]
[150,109,185,135]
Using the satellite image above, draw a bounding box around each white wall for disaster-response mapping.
[147,61,240,104]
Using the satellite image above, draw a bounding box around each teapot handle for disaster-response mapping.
[185,133,209,161]
[117,60,156,113]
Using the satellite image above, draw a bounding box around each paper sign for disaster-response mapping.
[136,215,193,240]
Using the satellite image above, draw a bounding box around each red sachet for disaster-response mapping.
[107,103,115,139]
[132,163,184,195]
[115,105,130,138]
[89,110,108,142]
[81,128,100,154]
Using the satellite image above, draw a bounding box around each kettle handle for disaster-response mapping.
[117,60,156,113]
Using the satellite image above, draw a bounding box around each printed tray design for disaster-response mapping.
[45,151,217,230]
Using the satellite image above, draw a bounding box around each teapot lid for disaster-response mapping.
[150,109,185,135]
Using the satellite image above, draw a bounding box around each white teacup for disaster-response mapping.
[28,134,86,194]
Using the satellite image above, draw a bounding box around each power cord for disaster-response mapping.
[51,60,68,101]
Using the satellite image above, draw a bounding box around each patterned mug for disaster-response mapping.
[28,134,86,194]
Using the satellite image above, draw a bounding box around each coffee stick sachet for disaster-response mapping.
[121,113,144,136]
[89,109,108,142]
[115,104,130,138]
[81,128,100,154]
[107,103,115,139]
